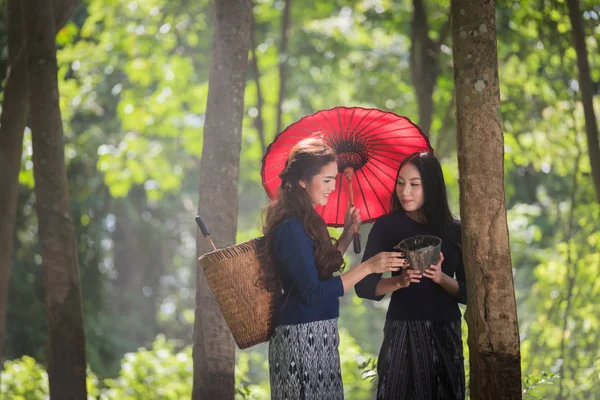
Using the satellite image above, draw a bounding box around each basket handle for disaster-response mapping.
[195,215,217,251]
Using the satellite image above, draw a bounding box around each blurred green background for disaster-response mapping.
[1,0,599,398]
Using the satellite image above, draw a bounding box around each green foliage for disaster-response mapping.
[0,356,48,400]
[0,356,100,400]
[522,371,560,399]
[57,0,213,200]
[339,328,377,399]
[101,335,192,399]
[234,351,270,399]
[4,0,600,397]
[1,336,191,400]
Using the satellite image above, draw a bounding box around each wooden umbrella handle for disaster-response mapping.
[343,168,361,254]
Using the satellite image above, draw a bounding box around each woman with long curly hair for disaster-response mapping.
[264,136,407,400]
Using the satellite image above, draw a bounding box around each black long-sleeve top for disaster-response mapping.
[355,212,467,321]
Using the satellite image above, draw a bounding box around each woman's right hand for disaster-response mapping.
[363,252,408,274]
[394,269,422,288]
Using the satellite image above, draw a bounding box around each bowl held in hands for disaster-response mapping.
[395,235,442,274]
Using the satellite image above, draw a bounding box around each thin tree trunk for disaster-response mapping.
[27,1,87,398]
[54,0,78,30]
[450,0,522,398]
[565,0,600,203]
[410,0,436,136]
[250,11,267,154]
[0,0,80,372]
[434,96,455,158]
[558,149,581,399]
[192,0,252,399]
[274,0,292,136]
[111,189,160,345]
[0,0,29,370]
[409,0,450,137]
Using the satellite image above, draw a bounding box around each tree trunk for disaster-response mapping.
[450,0,522,398]
[565,0,600,203]
[54,0,78,31]
[0,0,29,370]
[192,1,252,399]
[410,0,437,136]
[409,0,450,137]
[27,1,87,398]
[111,189,161,345]
[250,11,267,155]
[274,0,292,136]
[558,150,581,400]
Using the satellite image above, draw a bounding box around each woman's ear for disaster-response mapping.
[299,179,307,189]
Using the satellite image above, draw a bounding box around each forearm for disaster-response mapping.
[438,273,460,298]
[337,228,353,254]
[374,276,402,296]
[340,263,371,292]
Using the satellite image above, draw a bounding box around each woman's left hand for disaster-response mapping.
[423,252,444,284]
[343,202,361,232]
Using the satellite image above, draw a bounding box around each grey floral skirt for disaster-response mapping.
[269,318,344,400]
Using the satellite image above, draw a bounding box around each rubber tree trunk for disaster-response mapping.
[565,0,600,203]
[192,1,252,399]
[27,1,88,398]
[0,0,29,371]
[450,0,522,398]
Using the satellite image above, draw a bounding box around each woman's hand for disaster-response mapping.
[363,252,407,274]
[423,252,444,284]
[395,269,422,288]
[343,202,361,232]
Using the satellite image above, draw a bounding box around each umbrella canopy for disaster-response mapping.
[261,106,433,227]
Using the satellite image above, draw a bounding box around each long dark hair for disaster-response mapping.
[391,152,458,244]
[262,137,345,279]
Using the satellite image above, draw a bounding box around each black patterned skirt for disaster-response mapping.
[376,319,465,400]
[269,318,344,400]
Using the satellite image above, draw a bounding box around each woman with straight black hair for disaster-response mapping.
[356,152,467,400]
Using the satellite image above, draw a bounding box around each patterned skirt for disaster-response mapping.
[269,318,344,400]
[376,320,465,400]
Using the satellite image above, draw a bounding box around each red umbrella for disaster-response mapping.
[261,106,433,253]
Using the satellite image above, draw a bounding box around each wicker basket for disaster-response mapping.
[198,237,282,349]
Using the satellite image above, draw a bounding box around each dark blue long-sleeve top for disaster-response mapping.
[273,218,345,326]
[355,212,467,321]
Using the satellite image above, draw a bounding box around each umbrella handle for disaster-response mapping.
[353,232,361,254]
[195,215,217,251]
[344,168,362,254]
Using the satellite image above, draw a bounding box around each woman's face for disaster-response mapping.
[300,161,338,206]
[396,162,424,213]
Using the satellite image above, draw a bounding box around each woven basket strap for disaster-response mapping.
[280,284,293,312]
[275,284,294,326]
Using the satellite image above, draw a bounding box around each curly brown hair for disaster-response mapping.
[262,136,345,280]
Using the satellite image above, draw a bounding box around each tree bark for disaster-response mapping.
[434,96,455,157]
[27,1,87,398]
[111,189,161,345]
[409,0,450,137]
[54,0,78,31]
[450,0,522,398]
[274,0,292,136]
[250,11,267,154]
[558,149,581,399]
[0,0,29,370]
[192,0,252,399]
[565,0,600,203]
